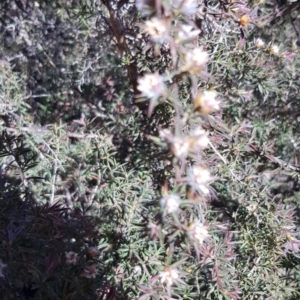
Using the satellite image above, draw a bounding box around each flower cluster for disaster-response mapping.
[181,47,209,75]
[143,18,169,43]
[189,165,212,195]
[270,44,280,55]
[188,221,209,245]
[255,38,265,48]
[159,127,209,159]
[159,266,180,286]
[254,38,280,56]
[137,73,166,100]
[160,194,181,214]
[176,24,200,43]
[194,91,220,114]
[171,0,198,16]
[136,1,223,297]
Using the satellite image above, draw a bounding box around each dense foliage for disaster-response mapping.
[0,0,300,299]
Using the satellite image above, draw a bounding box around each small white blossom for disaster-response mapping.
[192,165,211,184]
[182,47,209,74]
[255,38,265,48]
[189,127,209,150]
[270,44,279,55]
[172,0,198,15]
[143,18,169,43]
[188,222,209,245]
[160,194,180,214]
[198,184,210,195]
[65,251,79,265]
[246,203,257,212]
[161,128,208,156]
[133,265,142,275]
[189,165,211,195]
[194,91,220,114]
[159,128,172,141]
[177,24,200,43]
[171,137,190,158]
[136,0,154,15]
[159,266,179,285]
[137,73,166,99]
[81,264,98,279]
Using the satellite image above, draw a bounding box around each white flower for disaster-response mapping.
[196,184,210,195]
[188,222,209,245]
[255,38,265,48]
[160,194,180,213]
[177,24,200,43]
[189,127,209,150]
[137,73,166,99]
[172,0,198,15]
[192,165,211,184]
[65,251,79,265]
[189,165,211,195]
[143,18,169,43]
[81,264,98,279]
[133,265,142,275]
[159,128,172,141]
[182,47,209,74]
[0,260,7,278]
[136,0,154,15]
[246,203,257,212]
[159,266,179,285]
[270,44,279,55]
[194,91,220,114]
[171,137,190,158]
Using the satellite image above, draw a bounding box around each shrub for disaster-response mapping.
[0,0,300,299]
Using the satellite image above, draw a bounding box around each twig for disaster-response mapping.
[209,141,227,164]
[50,159,58,205]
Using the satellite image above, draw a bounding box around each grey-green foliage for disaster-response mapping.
[0,0,300,299]
[0,60,157,299]
[0,63,30,117]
